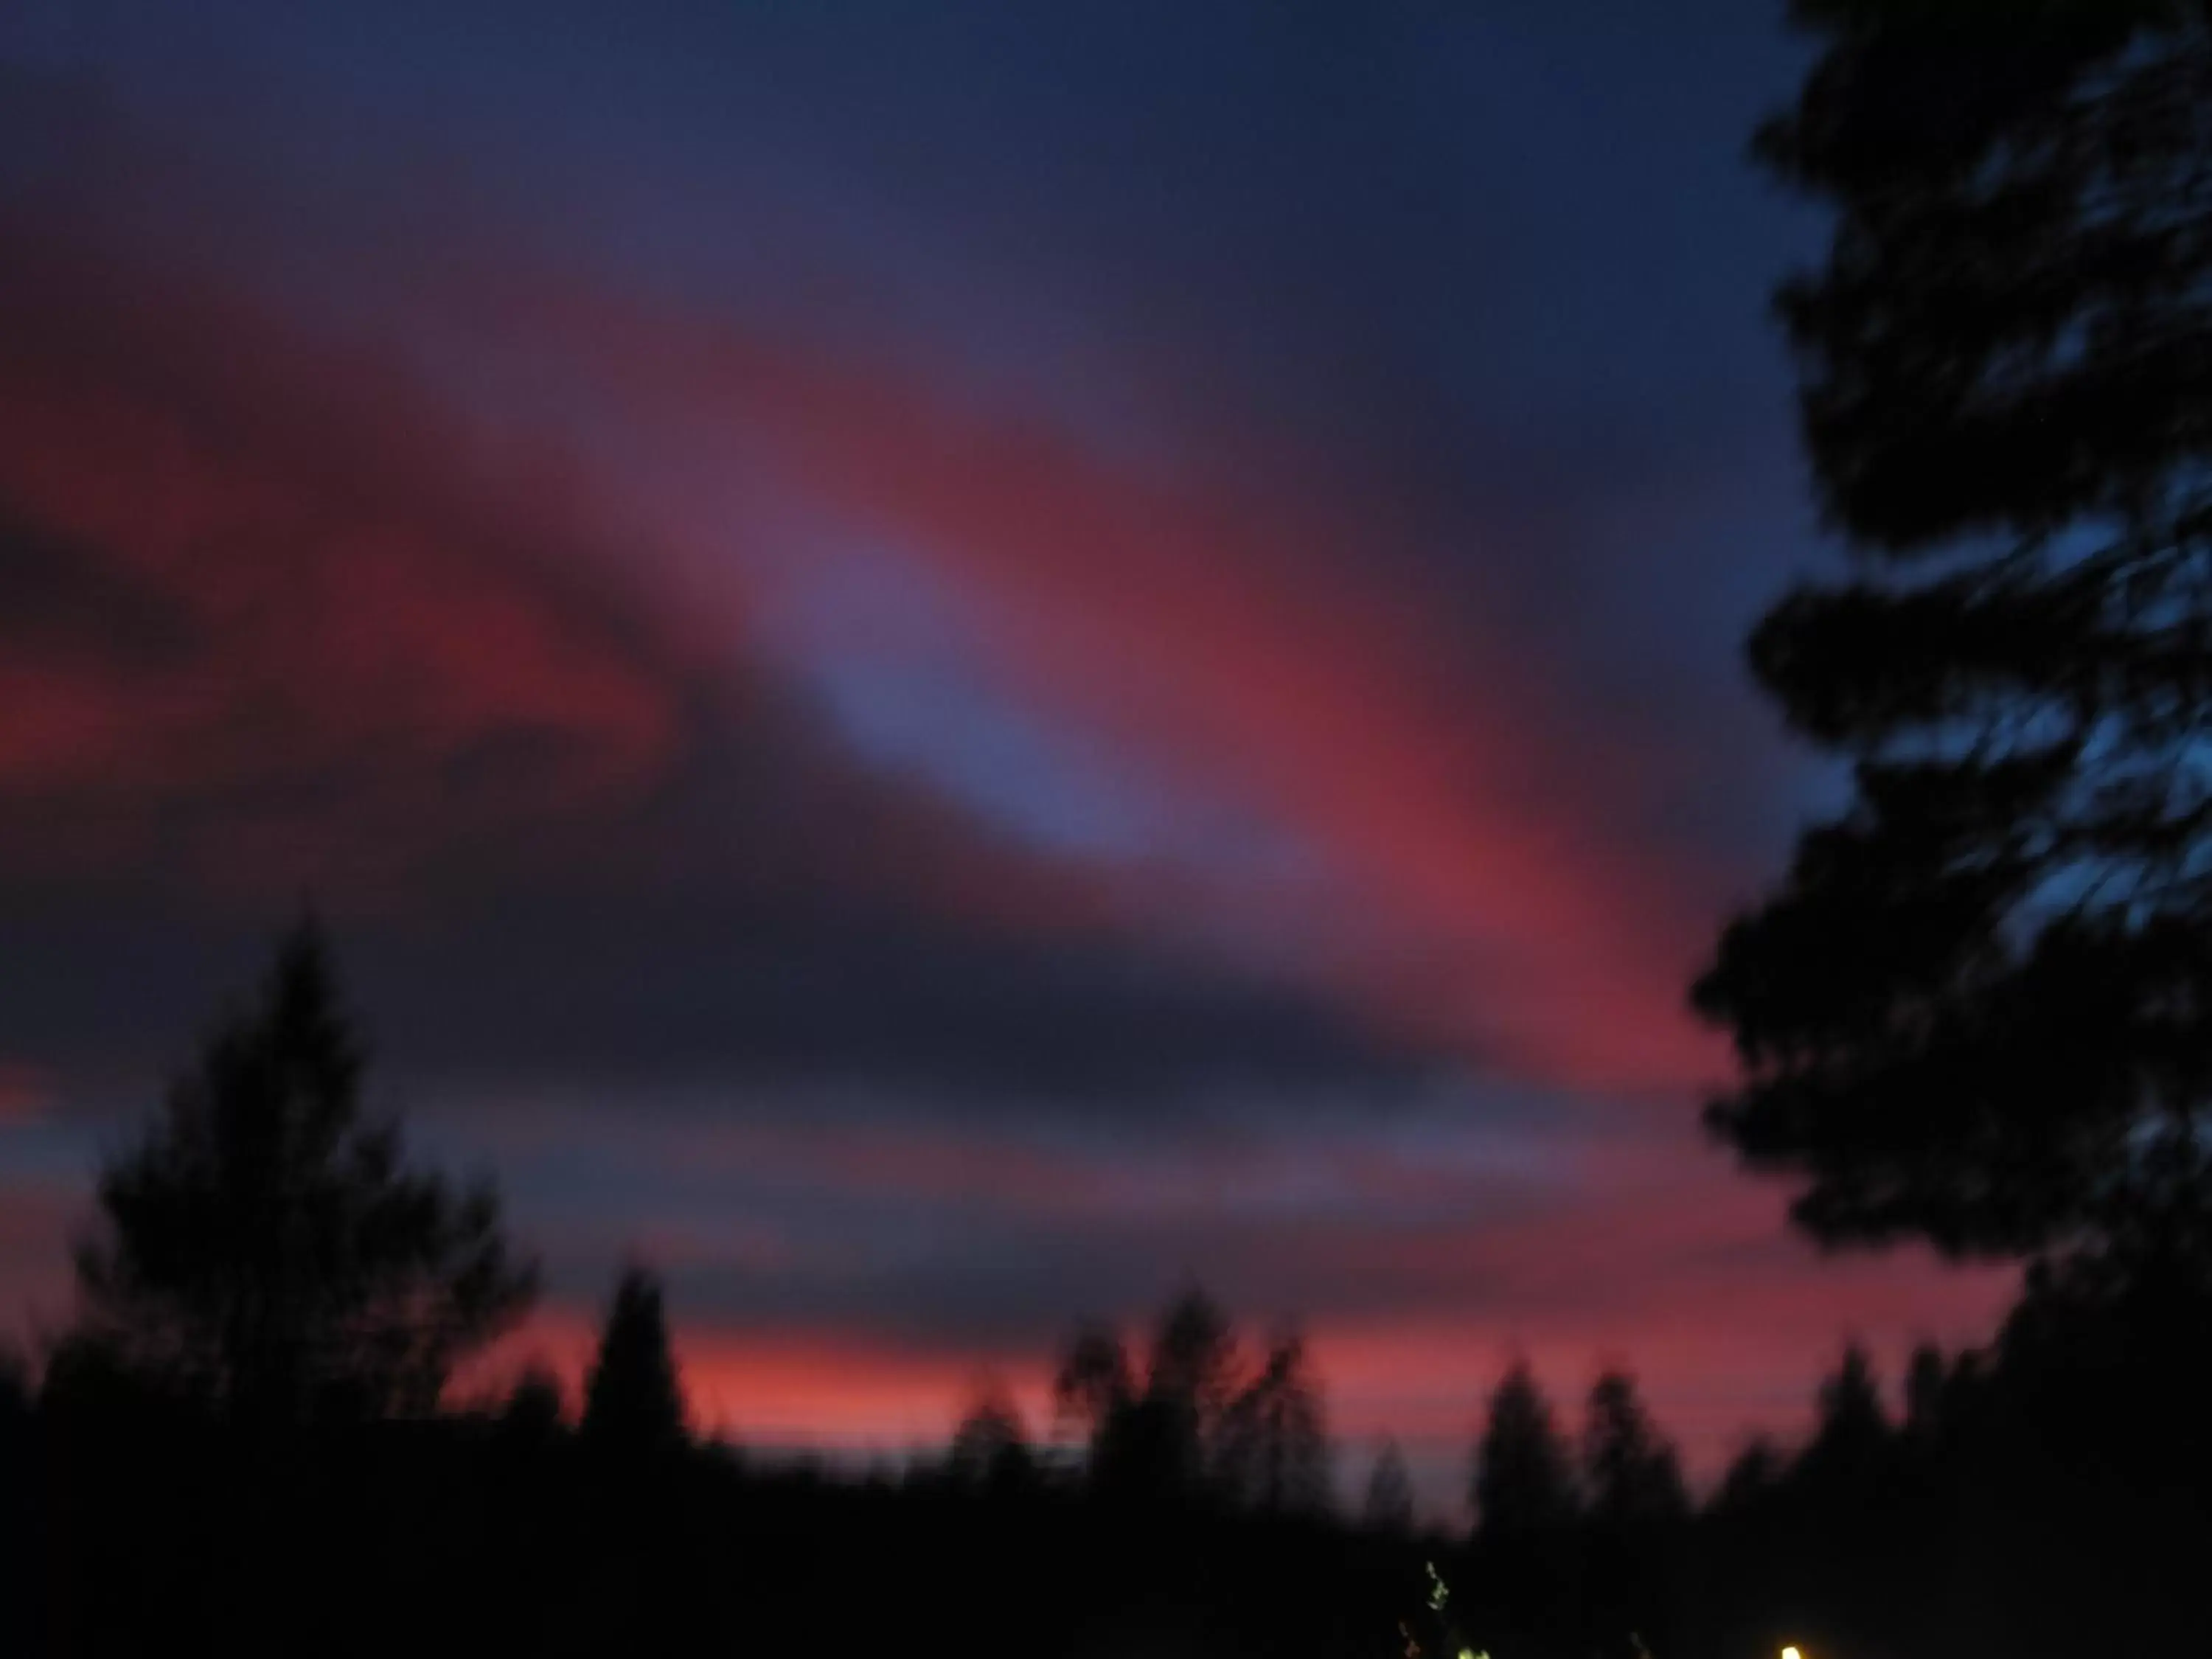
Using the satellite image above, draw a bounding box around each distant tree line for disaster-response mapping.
[0,922,2205,1657]
[1040,1287,1329,1516]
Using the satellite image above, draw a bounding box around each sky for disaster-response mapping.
[0,0,2017,1516]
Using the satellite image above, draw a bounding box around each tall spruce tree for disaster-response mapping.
[1695,1,2212,1256]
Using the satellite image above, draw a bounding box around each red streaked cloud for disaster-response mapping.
[0,184,1426,1105]
[0,204,1107,937]
[0,229,688,897]
[0,156,1733,1094]
[433,267,1731,1091]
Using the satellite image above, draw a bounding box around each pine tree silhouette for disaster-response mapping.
[580,1265,687,1455]
[69,919,535,1425]
[1472,1361,1577,1537]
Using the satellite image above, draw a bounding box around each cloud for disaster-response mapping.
[423,261,1733,1093]
[0,217,686,894]
[0,55,1761,1104]
[0,178,1431,1110]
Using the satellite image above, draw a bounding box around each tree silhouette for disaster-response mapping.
[1692,1,2212,1256]
[1052,1288,1281,1505]
[580,1265,687,1455]
[1712,1436,1784,1512]
[1470,1361,1578,1538]
[1051,1321,1134,1434]
[1051,1318,1138,1494]
[1581,1370,1687,1528]
[1810,1342,1888,1464]
[1057,1290,1234,1500]
[949,1377,1034,1493]
[1217,1324,1330,1516]
[1148,1287,1241,1431]
[498,1360,566,1441]
[1360,1438,1415,1534]
[1579,1370,1687,1656]
[69,920,535,1425]
[1902,1343,1947,1441]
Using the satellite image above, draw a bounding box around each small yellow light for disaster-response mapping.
[1782,1647,1804,1659]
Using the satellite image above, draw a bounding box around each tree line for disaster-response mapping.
[0,920,2205,1656]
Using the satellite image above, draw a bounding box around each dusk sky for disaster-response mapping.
[0,0,2015,1515]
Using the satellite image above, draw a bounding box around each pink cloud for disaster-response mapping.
[425,265,1733,1092]
[3,119,1747,1092]
[0,226,693,899]
[0,207,1126,938]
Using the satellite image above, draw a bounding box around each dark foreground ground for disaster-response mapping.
[2,1390,2208,1659]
